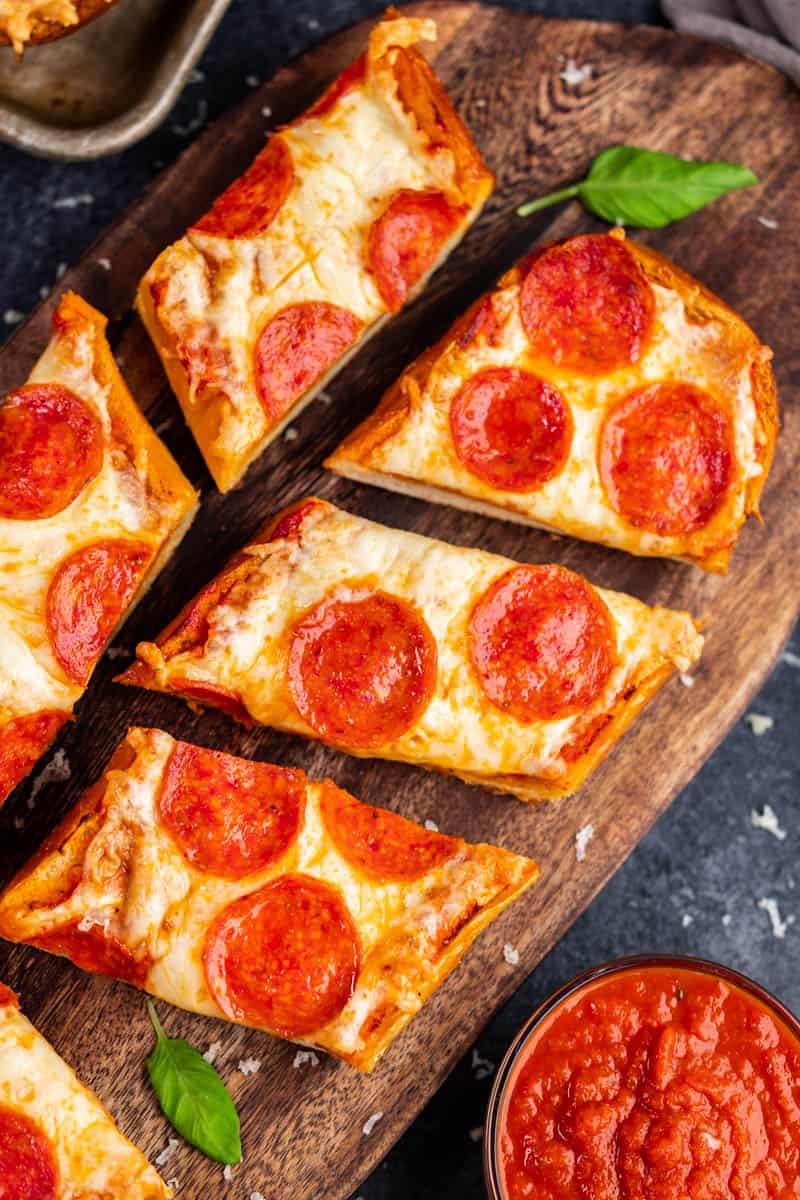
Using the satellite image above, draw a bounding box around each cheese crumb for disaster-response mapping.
[745,712,774,736]
[238,1057,261,1076]
[105,646,129,660]
[3,308,23,324]
[53,193,93,209]
[166,1180,179,1193]
[471,1047,494,1080]
[423,819,439,832]
[679,672,695,688]
[722,913,732,927]
[250,1194,266,1200]
[682,913,693,927]
[751,804,787,841]
[202,1040,222,1064]
[28,750,70,808]
[245,74,259,87]
[469,1126,483,1142]
[757,215,778,229]
[558,56,593,86]
[575,824,594,863]
[292,1049,320,1068]
[758,897,794,939]
[96,257,112,270]
[362,1111,383,1137]
[155,1138,179,1167]
[222,1164,235,1181]
[284,426,299,441]
[261,105,272,118]
[503,942,520,966]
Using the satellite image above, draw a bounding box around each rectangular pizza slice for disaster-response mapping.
[0,727,539,1071]
[117,498,703,802]
[326,231,779,573]
[0,292,198,809]
[136,12,494,492]
[0,981,170,1197]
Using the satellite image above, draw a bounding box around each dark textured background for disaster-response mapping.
[0,3,797,1198]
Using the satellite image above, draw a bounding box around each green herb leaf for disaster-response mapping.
[146,1000,241,1165]
[517,146,758,228]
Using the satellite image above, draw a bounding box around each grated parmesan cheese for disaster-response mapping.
[745,712,774,736]
[292,1049,320,1068]
[469,1126,483,1142]
[3,308,23,325]
[679,672,695,688]
[261,105,272,118]
[758,897,794,939]
[28,749,70,808]
[96,257,112,271]
[222,1163,235,1181]
[155,1138,179,1167]
[53,194,93,209]
[471,1047,494,1080]
[245,74,259,87]
[362,1111,383,1136]
[756,215,778,230]
[237,1057,261,1076]
[503,942,520,966]
[423,819,439,832]
[558,56,593,86]
[284,426,299,442]
[751,804,787,841]
[682,913,693,927]
[202,1040,223,1064]
[782,651,800,668]
[575,824,594,863]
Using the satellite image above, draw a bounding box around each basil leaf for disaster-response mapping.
[517,146,757,228]
[146,1000,242,1165]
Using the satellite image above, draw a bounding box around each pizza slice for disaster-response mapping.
[136,12,494,492]
[0,0,114,53]
[117,498,703,802]
[0,292,198,809]
[326,231,779,573]
[0,981,170,1197]
[0,727,538,1071]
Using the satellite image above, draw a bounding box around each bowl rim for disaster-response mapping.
[482,952,800,1200]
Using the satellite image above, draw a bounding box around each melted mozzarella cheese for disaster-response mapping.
[342,279,762,561]
[0,999,169,1197]
[0,323,182,722]
[149,506,701,780]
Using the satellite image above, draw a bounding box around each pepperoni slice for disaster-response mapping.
[203,874,360,1037]
[450,367,573,492]
[0,383,103,522]
[254,302,362,424]
[367,189,465,312]
[319,781,458,882]
[170,680,253,727]
[519,235,655,375]
[599,381,734,536]
[0,711,67,807]
[0,1104,58,1200]
[47,539,152,685]
[287,586,437,750]
[192,136,294,239]
[33,921,148,987]
[159,742,305,878]
[304,53,366,119]
[468,565,616,723]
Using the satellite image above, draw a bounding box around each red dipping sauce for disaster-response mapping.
[485,957,800,1200]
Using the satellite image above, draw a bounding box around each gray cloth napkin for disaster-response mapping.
[661,0,800,85]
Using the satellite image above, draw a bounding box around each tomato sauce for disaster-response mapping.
[496,964,800,1200]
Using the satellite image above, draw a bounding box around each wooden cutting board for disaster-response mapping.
[1,5,798,1197]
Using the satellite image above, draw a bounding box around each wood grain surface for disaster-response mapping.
[0,5,798,1197]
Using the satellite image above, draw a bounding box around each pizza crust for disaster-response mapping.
[0,727,539,1071]
[326,233,779,574]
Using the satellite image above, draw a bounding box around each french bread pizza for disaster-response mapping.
[118,498,703,802]
[136,11,494,491]
[0,727,538,1071]
[0,293,198,809]
[327,231,779,573]
[0,0,116,53]
[0,981,170,1197]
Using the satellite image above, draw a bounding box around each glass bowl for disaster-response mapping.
[483,953,800,1200]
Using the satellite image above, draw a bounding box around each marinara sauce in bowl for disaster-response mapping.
[484,955,800,1200]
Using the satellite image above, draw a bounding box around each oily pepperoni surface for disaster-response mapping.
[0,711,66,807]
[319,781,459,882]
[367,189,464,312]
[287,587,437,750]
[468,565,616,723]
[203,874,360,1037]
[33,922,147,986]
[192,135,294,239]
[47,539,152,685]
[0,383,103,521]
[599,381,734,536]
[519,235,655,374]
[450,367,573,492]
[159,742,305,878]
[254,301,362,424]
[0,1104,58,1200]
